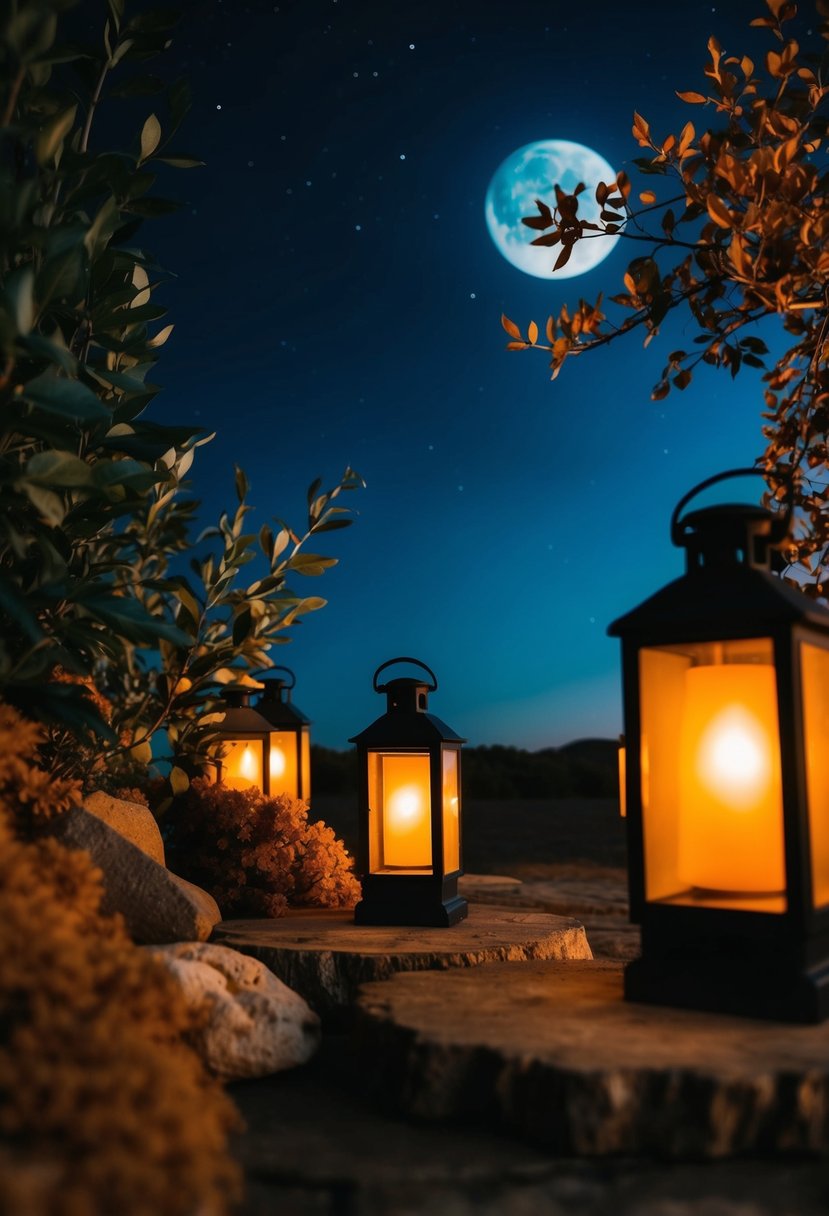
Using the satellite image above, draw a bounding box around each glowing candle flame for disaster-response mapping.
[387,785,423,827]
[696,706,771,807]
[240,744,256,780]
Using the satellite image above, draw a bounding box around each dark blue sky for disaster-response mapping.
[123,0,799,747]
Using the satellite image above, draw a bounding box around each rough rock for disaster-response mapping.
[353,959,829,1159]
[83,789,166,865]
[50,806,220,943]
[150,941,320,1080]
[233,1040,829,1216]
[212,905,591,1020]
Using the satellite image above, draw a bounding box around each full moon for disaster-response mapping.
[485,139,620,280]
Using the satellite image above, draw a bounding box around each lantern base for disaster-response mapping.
[624,954,829,1024]
[354,892,469,928]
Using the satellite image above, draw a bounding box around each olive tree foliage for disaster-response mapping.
[502,0,829,595]
[0,0,362,785]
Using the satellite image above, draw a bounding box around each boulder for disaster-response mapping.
[83,790,166,866]
[149,942,320,1080]
[50,806,220,944]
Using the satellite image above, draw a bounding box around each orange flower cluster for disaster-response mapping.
[169,779,361,917]
[0,706,242,1216]
[0,704,82,831]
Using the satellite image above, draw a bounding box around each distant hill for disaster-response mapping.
[311,738,620,800]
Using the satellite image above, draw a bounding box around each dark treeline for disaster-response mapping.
[311,738,619,800]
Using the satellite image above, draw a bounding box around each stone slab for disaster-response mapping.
[353,959,829,1159]
[212,906,591,1019]
[232,1036,829,1216]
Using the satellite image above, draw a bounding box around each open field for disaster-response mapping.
[312,794,626,873]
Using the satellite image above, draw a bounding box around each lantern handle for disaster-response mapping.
[670,466,792,547]
[261,665,296,690]
[251,665,296,689]
[373,657,438,693]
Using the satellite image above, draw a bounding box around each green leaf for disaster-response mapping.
[0,574,45,643]
[4,267,34,336]
[287,553,338,576]
[140,113,162,162]
[8,681,118,745]
[232,607,252,646]
[20,482,65,526]
[36,105,77,166]
[170,765,189,795]
[311,517,352,533]
[21,375,109,424]
[18,334,78,375]
[24,450,94,488]
[84,196,121,258]
[154,155,205,168]
[107,0,125,31]
[78,592,193,647]
[35,246,86,311]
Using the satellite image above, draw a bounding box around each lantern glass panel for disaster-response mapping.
[367,750,432,873]
[639,637,786,913]
[301,729,311,801]
[442,748,460,874]
[268,731,298,797]
[802,641,829,909]
[223,739,265,791]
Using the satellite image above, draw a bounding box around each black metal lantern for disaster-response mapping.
[349,657,468,927]
[609,469,829,1022]
[255,667,312,802]
[211,688,279,794]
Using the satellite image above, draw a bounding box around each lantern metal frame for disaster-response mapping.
[609,469,829,1023]
[212,687,281,795]
[349,657,468,927]
[255,666,312,803]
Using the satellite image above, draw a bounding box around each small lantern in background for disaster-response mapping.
[609,468,829,1022]
[212,688,276,794]
[255,667,312,803]
[350,657,468,927]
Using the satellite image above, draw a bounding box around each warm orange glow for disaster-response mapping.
[267,731,298,798]
[367,751,432,871]
[223,740,263,791]
[442,749,460,873]
[678,664,784,893]
[618,744,627,818]
[802,642,829,908]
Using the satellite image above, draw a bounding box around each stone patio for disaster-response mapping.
[229,799,829,1212]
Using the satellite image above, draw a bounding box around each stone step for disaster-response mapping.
[212,905,591,1020]
[353,959,829,1159]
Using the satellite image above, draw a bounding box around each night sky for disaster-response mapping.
[115,0,799,748]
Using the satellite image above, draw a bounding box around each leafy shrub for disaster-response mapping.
[0,704,241,1216]
[0,0,361,790]
[168,778,361,917]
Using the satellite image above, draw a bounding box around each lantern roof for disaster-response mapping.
[216,689,274,735]
[257,677,311,728]
[349,707,465,748]
[608,562,829,641]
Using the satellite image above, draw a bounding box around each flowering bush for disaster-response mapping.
[0,706,241,1215]
[169,779,360,917]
